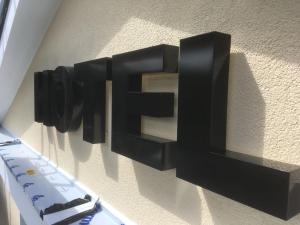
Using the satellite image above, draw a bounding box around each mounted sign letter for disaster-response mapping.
[52,66,83,133]
[112,45,178,170]
[34,70,55,126]
[177,31,300,220]
[33,31,300,220]
[34,71,44,123]
[74,58,112,144]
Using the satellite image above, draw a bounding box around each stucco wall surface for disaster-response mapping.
[2,0,300,224]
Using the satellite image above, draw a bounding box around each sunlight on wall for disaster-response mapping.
[2,0,300,225]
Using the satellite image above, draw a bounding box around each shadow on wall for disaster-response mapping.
[204,52,267,225]
[99,134,119,182]
[204,53,300,224]
[46,124,94,179]
[67,126,93,178]
[133,162,202,225]
[2,1,300,224]
[203,188,300,225]
[132,53,265,225]
[45,126,60,166]
[226,53,265,157]
[40,113,119,181]
[0,177,9,225]
[4,0,299,137]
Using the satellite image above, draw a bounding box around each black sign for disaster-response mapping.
[34,31,300,220]
[74,58,112,143]
[111,45,178,170]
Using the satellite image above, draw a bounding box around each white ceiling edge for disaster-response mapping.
[0,0,19,65]
[0,0,62,122]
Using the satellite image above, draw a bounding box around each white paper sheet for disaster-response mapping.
[0,128,133,225]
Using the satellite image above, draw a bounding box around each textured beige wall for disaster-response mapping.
[2,0,300,224]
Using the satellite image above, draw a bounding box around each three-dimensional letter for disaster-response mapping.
[112,45,178,170]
